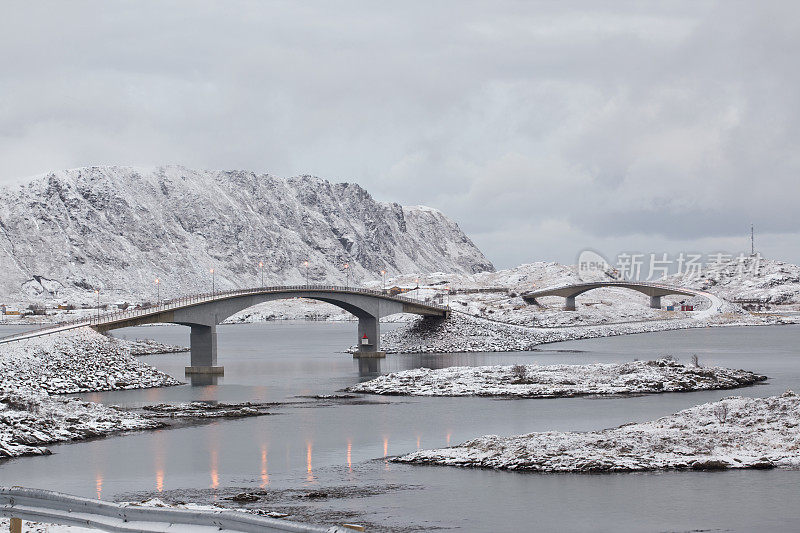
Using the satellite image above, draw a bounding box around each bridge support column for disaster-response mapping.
[186,324,224,375]
[564,295,576,311]
[650,295,662,309]
[354,316,385,358]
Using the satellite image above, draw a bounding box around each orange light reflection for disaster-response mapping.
[210,449,219,489]
[306,441,315,482]
[260,445,269,488]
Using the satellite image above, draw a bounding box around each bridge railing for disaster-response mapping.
[0,486,327,533]
[0,285,449,344]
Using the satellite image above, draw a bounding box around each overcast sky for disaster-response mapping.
[2,1,799,268]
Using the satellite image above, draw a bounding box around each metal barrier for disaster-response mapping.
[0,285,449,345]
[0,486,330,532]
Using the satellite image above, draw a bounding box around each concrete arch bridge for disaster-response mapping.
[0,286,449,374]
[521,281,701,311]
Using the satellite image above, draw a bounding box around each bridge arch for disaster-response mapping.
[0,286,448,375]
[521,281,699,311]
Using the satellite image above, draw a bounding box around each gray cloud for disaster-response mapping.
[1,1,798,267]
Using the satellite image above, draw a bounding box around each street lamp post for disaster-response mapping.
[258,261,264,287]
[344,263,350,288]
[155,278,160,305]
[304,260,309,286]
[380,270,386,292]
[210,268,215,295]
[95,289,100,321]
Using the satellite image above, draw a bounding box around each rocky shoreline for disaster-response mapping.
[0,391,278,460]
[395,391,800,472]
[378,311,796,354]
[348,358,767,397]
[1,327,216,460]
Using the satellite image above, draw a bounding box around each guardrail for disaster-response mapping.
[0,486,331,533]
[0,285,449,345]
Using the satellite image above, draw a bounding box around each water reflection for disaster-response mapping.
[356,357,382,376]
[210,449,219,489]
[305,441,315,483]
[95,474,102,500]
[190,374,222,386]
[153,431,165,493]
[260,445,269,488]
[346,439,352,473]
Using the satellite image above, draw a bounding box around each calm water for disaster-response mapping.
[1,322,799,532]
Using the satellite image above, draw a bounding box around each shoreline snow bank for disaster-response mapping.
[379,311,788,354]
[347,358,766,397]
[0,387,161,459]
[0,328,185,460]
[0,327,182,394]
[395,391,800,472]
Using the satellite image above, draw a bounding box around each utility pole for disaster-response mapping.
[155,278,160,305]
[95,289,100,321]
[751,224,755,256]
[210,268,215,295]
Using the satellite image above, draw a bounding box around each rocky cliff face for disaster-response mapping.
[0,166,493,303]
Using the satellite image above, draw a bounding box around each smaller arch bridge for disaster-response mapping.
[521,281,699,311]
[0,286,449,374]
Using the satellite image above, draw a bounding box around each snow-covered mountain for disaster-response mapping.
[0,166,493,303]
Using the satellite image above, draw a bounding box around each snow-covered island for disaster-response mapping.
[0,327,183,394]
[348,358,766,397]
[1,327,188,459]
[0,387,161,459]
[395,391,800,471]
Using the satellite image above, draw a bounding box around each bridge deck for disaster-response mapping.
[522,281,698,300]
[0,285,448,345]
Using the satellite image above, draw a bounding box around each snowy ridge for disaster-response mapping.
[396,391,800,471]
[0,165,492,303]
[347,358,766,397]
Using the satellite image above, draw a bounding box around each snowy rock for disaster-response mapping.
[0,386,161,459]
[396,392,800,471]
[380,311,764,354]
[348,358,766,397]
[0,327,181,394]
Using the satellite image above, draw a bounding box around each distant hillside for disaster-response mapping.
[0,166,493,303]
[666,256,800,305]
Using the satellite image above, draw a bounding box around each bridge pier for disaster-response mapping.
[186,324,224,375]
[355,316,385,358]
[564,295,576,311]
[650,295,662,309]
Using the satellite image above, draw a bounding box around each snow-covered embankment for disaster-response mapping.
[0,327,184,459]
[396,391,800,471]
[348,358,766,397]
